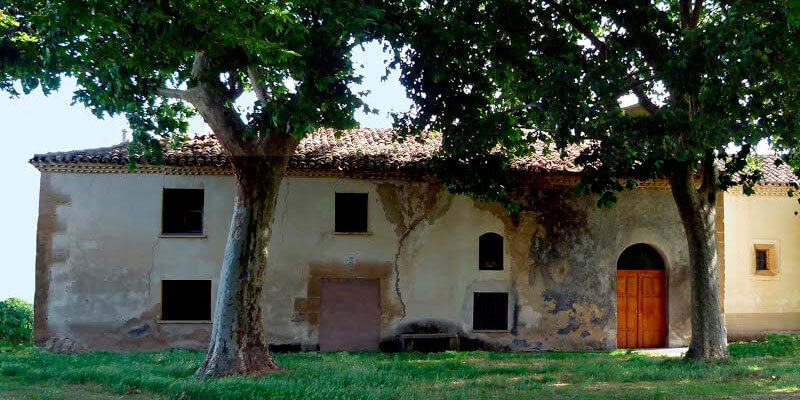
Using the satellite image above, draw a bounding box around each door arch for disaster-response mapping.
[616,244,667,348]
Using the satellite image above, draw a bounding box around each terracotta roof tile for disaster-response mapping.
[29,128,797,185]
[756,155,798,186]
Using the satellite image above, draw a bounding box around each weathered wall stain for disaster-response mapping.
[471,191,611,349]
[472,187,692,350]
[43,303,212,352]
[36,173,696,352]
[34,173,71,346]
[526,190,615,348]
[377,182,452,319]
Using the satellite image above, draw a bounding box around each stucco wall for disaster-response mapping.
[723,191,800,338]
[35,172,692,351]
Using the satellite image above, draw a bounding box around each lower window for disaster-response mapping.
[161,280,212,321]
[473,292,508,330]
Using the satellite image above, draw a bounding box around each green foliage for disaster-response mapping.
[386,0,800,204]
[2,337,800,399]
[0,298,33,344]
[1,0,385,160]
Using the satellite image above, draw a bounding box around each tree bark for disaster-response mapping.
[195,152,296,377]
[668,163,729,360]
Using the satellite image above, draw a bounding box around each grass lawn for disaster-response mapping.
[1,336,800,400]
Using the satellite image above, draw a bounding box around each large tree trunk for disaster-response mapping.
[668,164,728,360]
[195,154,293,377]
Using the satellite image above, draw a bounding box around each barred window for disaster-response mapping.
[473,292,508,330]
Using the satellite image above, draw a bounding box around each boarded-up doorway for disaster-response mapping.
[319,278,380,351]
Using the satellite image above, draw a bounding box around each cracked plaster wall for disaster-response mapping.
[36,173,692,351]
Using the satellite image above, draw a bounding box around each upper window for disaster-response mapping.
[161,280,212,321]
[479,232,503,270]
[162,189,204,235]
[753,242,778,276]
[335,193,368,233]
[473,292,508,331]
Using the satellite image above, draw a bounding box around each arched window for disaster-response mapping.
[616,243,664,270]
[479,232,503,270]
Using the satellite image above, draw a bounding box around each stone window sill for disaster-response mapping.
[471,329,510,333]
[751,273,779,281]
[333,231,373,236]
[159,234,207,239]
[157,320,212,324]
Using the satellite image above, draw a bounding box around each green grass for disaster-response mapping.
[1,336,800,399]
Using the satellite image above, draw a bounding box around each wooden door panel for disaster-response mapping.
[626,330,638,348]
[617,270,665,349]
[616,272,639,348]
[640,274,663,296]
[641,331,660,348]
[624,297,638,330]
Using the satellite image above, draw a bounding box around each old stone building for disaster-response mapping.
[30,128,800,352]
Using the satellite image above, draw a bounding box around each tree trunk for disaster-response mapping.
[195,154,292,377]
[668,164,728,360]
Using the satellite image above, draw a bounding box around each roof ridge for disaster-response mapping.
[28,128,798,185]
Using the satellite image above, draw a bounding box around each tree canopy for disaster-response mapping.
[2,0,388,376]
[4,0,799,365]
[1,0,383,157]
[388,0,800,204]
[386,0,800,359]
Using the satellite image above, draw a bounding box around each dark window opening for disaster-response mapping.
[479,232,504,270]
[617,243,664,270]
[161,280,212,321]
[473,292,508,330]
[755,249,769,271]
[162,189,204,235]
[335,193,368,233]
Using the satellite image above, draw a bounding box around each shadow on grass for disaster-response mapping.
[0,335,798,400]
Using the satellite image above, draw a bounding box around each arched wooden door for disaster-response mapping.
[616,244,667,349]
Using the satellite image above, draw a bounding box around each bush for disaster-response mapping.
[0,298,33,344]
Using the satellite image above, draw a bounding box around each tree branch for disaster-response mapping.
[182,51,252,155]
[632,85,660,115]
[542,0,607,56]
[618,76,655,95]
[227,70,244,101]
[699,149,718,199]
[191,51,208,79]
[542,0,661,113]
[247,65,270,105]
[689,0,703,28]
[157,88,193,101]
[157,51,210,102]
[680,0,691,28]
